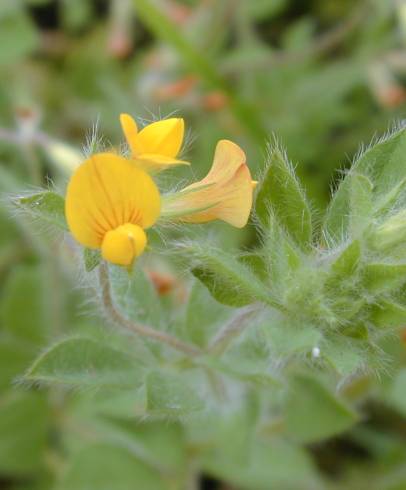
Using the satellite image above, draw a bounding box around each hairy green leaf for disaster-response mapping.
[14,191,67,231]
[256,147,312,249]
[24,336,146,388]
[362,263,406,293]
[146,371,204,416]
[369,300,406,329]
[324,127,406,244]
[349,173,373,237]
[330,240,361,278]
[84,248,101,272]
[188,243,276,307]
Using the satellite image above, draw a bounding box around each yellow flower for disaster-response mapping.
[161,140,254,228]
[120,113,189,173]
[65,153,160,266]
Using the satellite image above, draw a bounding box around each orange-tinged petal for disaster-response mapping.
[179,164,253,228]
[101,223,147,266]
[135,118,184,158]
[187,139,246,189]
[161,140,254,228]
[65,153,161,249]
[120,113,139,155]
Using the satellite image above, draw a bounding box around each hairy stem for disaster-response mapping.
[209,304,261,355]
[98,261,202,357]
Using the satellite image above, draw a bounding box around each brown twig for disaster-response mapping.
[98,261,202,357]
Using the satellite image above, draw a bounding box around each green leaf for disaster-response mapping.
[109,265,163,327]
[369,300,406,329]
[349,173,373,236]
[24,336,146,389]
[323,337,363,375]
[324,128,406,244]
[362,263,406,293]
[83,248,101,272]
[256,147,312,249]
[94,418,186,474]
[185,280,232,347]
[0,9,39,66]
[146,371,204,417]
[187,243,276,308]
[354,127,406,196]
[57,443,169,490]
[262,213,302,288]
[0,392,48,476]
[264,320,322,357]
[14,191,67,231]
[0,336,34,390]
[1,264,50,346]
[330,240,361,277]
[285,374,358,443]
[341,323,369,340]
[203,437,319,490]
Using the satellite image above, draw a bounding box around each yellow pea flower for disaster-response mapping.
[120,113,189,173]
[161,140,254,228]
[65,153,160,266]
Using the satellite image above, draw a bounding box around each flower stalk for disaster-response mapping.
[98,261,202,357]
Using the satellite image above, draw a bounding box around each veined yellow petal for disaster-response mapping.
[65,153,161,249]
[133,154,190,173]
[101,223,147,266]
[120,113,139,156]
[135,118,184,158]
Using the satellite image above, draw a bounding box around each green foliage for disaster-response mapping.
[0,4,39,66]
[1,1,406,488]
[146,370,204,417]
[324,127,406,244]
[13,191,67,231]
[83,248,101,272]
[256,144,313,249]
[57,443,169,490]
[24,336,146,389]
[0,391,49,476]
[1,264,50,345]
[285,374,358,443]
[185,241,277,307]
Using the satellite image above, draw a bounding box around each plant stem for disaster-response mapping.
[209,304,261,355]
[98,261,202,357]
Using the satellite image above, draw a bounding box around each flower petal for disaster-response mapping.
[120,113,139,155]
[187,139,246,189]
[136,118,184,158]
[65,153,161,248]
[179,164,253,228]
[133,153,190,173]
[101,223,147,266]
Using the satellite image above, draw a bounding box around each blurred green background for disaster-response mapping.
[0,0,406,489]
